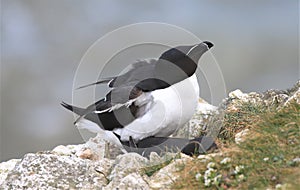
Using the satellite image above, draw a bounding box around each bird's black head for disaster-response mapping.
[159,41,214,63]
[158,41,214,77]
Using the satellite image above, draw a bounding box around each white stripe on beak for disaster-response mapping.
[187,44,200,56]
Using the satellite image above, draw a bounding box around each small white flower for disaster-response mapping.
[207,162,216,169]
[238,174,245,181]
[263,157,269,162]
[195,173,202,181]
[234,165,244,174]
[292,157,300,163]
[275,184,282,189]
[213,174,222,184]
[220,157,231,164]
[204,168,216,178]
[204,178,211,187]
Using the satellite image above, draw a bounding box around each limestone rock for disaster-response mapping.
[107,153,148,186]
[281,81,300,108]
[52,145,73,156]
[229,89,250,101]
[1,153,108,189]
[174,98,218,138]
[0,159,20,186]
[94,158,114,177]
[149,152,162,164]
[224,89,263,111]
[262,89,289,106]
[83,134,106,160]
[224,84,299,111]
[104,173,149,190]
[52,139,105,161]
[147,157,190,189]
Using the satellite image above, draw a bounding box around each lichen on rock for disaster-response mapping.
[1,153,107,189]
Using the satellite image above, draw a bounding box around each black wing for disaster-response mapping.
[61,85,152,131]
[65,59,171,130]
[77,59,170,92]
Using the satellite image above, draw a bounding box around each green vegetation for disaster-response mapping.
[218,102,268,142]
[171,102,300,189]
[143,158,173,177]
[143,154,179,177]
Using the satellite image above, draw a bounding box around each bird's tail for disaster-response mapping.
[75,77,114,90]
[61,101,86,116]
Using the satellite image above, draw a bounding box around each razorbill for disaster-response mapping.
[61,41,214,152]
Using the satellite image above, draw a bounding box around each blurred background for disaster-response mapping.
[1,0,299,162]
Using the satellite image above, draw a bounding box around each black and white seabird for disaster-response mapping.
[61,41,214,153]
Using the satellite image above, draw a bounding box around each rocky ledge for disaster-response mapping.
[1,81,299,189]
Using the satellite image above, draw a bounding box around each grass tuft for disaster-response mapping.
[172,102,300,189]
[142,154,177,177]
[218,102,268,142]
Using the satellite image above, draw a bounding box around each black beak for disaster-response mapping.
[202,41,214,49]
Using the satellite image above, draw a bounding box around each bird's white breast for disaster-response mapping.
[114,74,199,141]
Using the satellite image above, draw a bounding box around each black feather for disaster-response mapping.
[61,102,73,111]
[76,77,114,90]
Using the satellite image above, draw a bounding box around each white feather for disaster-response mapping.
[114,74,199,141]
